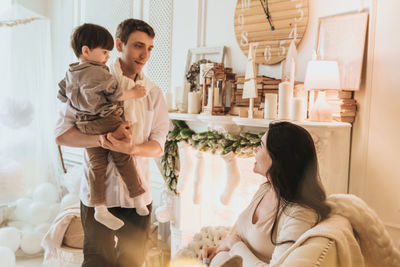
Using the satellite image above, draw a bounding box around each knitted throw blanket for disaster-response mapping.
[110,58,145,145]
[328,194,400,267]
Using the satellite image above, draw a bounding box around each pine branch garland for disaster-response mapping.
[161,120,263,194]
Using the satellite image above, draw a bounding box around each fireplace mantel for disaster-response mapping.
[169,112,350,132]
[167,112,352,257]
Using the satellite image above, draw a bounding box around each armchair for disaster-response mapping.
[174,194,400,267]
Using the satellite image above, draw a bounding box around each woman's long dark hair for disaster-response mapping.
[265,121,331,245]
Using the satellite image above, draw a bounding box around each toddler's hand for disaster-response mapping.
[130,84,146,98]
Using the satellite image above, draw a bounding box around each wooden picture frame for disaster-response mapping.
[316,12,368,91]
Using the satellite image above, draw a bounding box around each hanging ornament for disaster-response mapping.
[220,152,241,205]
[193,151,206,204]
[176,141,194,193]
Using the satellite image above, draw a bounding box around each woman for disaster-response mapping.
[200,121,331,266]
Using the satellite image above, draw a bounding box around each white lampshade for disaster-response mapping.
[304,60,341,90]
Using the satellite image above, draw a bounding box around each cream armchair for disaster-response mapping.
[174,194,400,267]
[174,226,339,267]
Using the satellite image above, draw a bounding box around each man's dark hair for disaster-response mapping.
[116,19,155,44]
[70,23,114,58]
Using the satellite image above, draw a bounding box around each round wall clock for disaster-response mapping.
[234,0,309,65]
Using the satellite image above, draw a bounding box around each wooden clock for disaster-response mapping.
[234,0,309,65]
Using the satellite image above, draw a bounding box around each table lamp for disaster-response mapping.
[304,60,341,122]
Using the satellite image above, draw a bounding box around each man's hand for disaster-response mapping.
[112,121,132,140]
[98,122,133,154]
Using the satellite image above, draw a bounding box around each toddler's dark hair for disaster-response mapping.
[70,23,114,58]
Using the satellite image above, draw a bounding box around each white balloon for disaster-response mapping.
[34,223,51,234]
[20,231,43,254]
[13,197,32,221]
[7,221,35,232]
[0,97,34,129]
[0,227,21,252]
[32,182,59,204]
[0,246,15,267]
[60,194,80,210]
[28,201,51,225]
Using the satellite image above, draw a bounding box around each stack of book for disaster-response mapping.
[232,75,281,108]
[325,90,357,123]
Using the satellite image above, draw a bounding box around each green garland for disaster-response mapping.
[161,120,263,194]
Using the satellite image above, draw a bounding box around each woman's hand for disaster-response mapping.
[199,234,242,263]
[199,246,217,262]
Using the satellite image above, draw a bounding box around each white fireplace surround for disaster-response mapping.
[166,113,352,257]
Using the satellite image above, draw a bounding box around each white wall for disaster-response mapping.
[14,0,49,17]
[170,0,370,89]
[350,0,400,247]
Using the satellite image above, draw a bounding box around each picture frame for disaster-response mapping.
[176,46,226,112]
[316,11,368,91]
[184,46,226,90]
[185,46,226,76]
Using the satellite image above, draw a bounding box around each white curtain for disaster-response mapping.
[0,4,60,203]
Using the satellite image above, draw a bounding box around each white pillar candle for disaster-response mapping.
[177,84,189,113]
[188,91,201,114]
[278,81,293,120]
[207,87,213,107]
[164,91,173,112]
[174,86,182,111]
[264,93,277,120]
[290,97,306,121]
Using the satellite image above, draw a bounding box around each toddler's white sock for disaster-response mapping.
[94,205,124,230]
[134,197,149,216]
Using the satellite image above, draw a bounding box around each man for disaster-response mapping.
[55,19,169,267]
